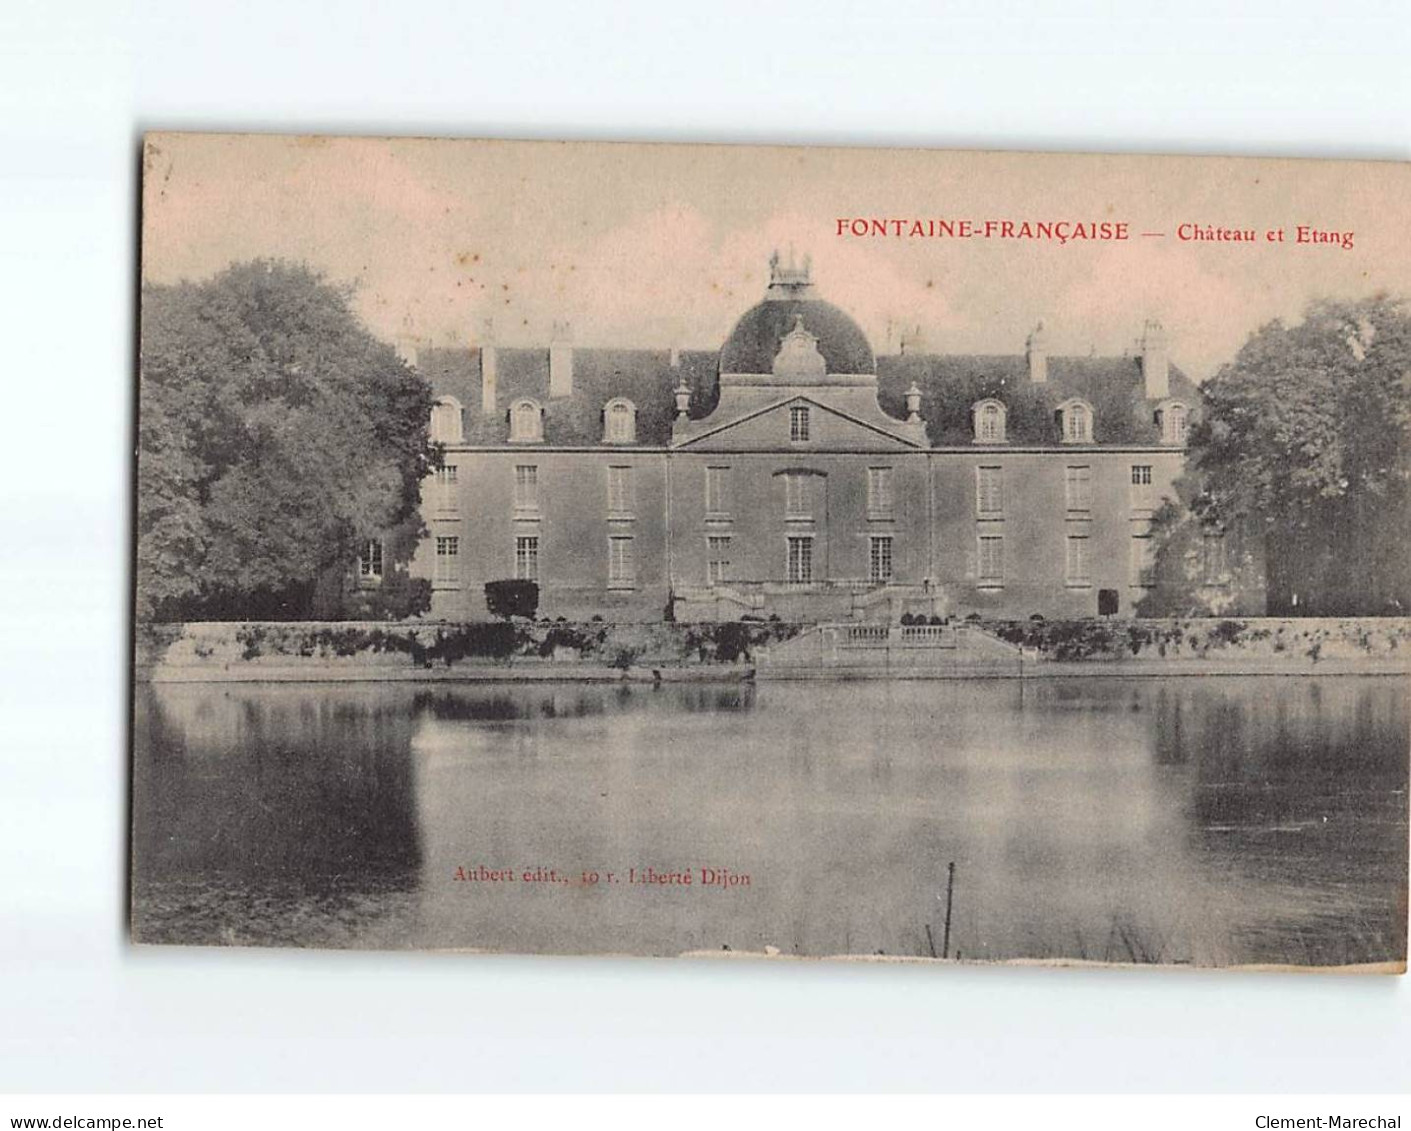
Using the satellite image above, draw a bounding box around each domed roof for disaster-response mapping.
[719,253,875,376]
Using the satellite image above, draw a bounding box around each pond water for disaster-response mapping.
[130,676,1409,967]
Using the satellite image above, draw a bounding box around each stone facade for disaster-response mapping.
[403,254,1203,623]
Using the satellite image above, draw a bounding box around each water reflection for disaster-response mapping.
[131,676,1408,966]
[132,685,424,947]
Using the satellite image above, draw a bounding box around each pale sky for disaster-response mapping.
[142,134,1411,380]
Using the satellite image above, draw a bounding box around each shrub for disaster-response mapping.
[430,622,522,663]
[485,579,539,620]
[1211,620,1245,646]
[236,624,267,660]
[539,623,593,658]
[713,622,754,664]
[342,572,433,621]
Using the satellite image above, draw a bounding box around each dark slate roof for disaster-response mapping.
[877,353,1199,445]
[421,345,1197,448]
[422,347,718,446]
[720,297,876,375]
[418,346,482,414]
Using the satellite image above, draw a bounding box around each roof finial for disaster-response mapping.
[768,247,814,289]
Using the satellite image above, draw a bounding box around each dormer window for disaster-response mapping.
[1057,399,1093,444]
[973,399,1007,444]
[429,396,463,444]
[509,398,544,443]
[603,398,637,444]
[1155,400,1189,446]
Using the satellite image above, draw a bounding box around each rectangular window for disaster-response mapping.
[1065,535,1090,585]
[1130,464,1153,509]
[787,536,814,583]
[1064,465,1092,512]
[978,535,1004,586]
[869,535,894,583]
[790,405,810,442]
[434,464,459,513]
[867,467,894,517]
[359,539,383,579]
[434,536,459,585]
[707,535,732,585]
[1064,406,1090,443]
[976,466,1004,516]
[515,535,539,582]
[1202,531,1228,584]
[607,536,635,588]
[785,472,812,518]
[607,465,634,516]
[1130,536,1155,587]
[514,464,539,512]
[605,402,635,444]
[705,465,731,516]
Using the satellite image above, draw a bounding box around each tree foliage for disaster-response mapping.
[1182,295,1411,615]
[137,260,437,620]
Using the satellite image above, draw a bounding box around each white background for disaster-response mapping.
[1,0,1408,1094]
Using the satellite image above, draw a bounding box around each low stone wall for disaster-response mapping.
[136,619,807,682]
[986,616,1411,665]
[134,616,1411,682]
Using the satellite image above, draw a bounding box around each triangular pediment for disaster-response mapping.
[672,393,923,451]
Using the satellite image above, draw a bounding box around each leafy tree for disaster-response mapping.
[137,260,437,620]
[1166,295,1411,616]
[1134,481,1267,617]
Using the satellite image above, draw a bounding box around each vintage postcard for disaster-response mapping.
[133,133,1409,971]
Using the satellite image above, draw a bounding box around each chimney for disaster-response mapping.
[549,320,574,398]
[1141,319,1169,399]
[1025,321,1048,384]
[479,319,497,415]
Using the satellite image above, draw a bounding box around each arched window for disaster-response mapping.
[1155,400,1189,446]
[972,399,1007,443]
[1057,399,1093,444]
[603,398,637,444]
[429,396,463,444]
[509,398,543,443]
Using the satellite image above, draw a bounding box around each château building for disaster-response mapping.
[393,253,1202,622]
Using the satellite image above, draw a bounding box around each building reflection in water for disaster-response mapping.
[132,676,1407,966]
